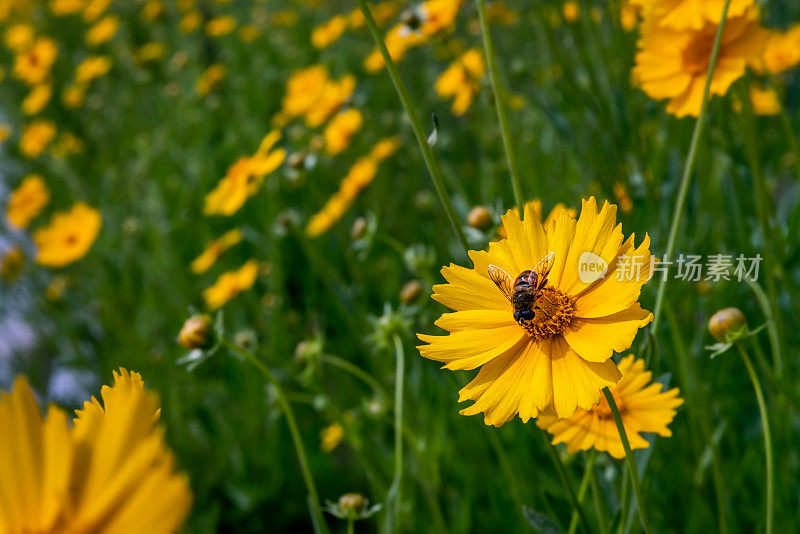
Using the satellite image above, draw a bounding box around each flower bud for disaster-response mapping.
[338,493,366,514]
[467,205,492,230]
[708,307,747,342]
[178,314,214,349]
[400,279,423,304]
[351,217,368,241]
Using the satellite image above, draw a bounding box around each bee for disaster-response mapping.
[488,252,556,326]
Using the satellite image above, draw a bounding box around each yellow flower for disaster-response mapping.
[537,355,683,458]
[0,369,192,532]
[620,2,640,31]
[305,75,356,127]
[630,0,753,31]
[239,24,259,42]
[613,182,634,214]
[85,14,119,45]
[312,15,348,49]
[747,85,780,115]
[75,55,112,84]
[52,131,85,157]
[21,83,52,115]
[435,48,485,115]
[134,42,167,64]
[140,0,163,21]
[203,260,259,310]
[4,23,34,52]
[757,25,800,74]
[324,108,363,155]
[320,423,344,452]
[13,37,58,85]
[563,1,580,23]
[191,229,244,274]
[196,63,226,96]
[417,198,654,425]
[280,65,329,117]
[83,0,111,21]
[348,1,397,28]
[50,0,85,16]
[62,83,87,108]
[1,247,24,281]
[206,15,237,37]
[20,120,57,158]
[179,11,202,33]
[6,174,49,229]
[34,202,102,267]
[633,8,768,117]
[419,0,463,36]
[498,200,575,240]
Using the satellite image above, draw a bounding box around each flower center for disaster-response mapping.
[591,391,625,420]
[681,32,715,75]
[518,286,574,340]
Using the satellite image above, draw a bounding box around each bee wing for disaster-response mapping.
[487,265,515,302]
[533,252,555,291]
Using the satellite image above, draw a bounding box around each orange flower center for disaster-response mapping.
[591,390,625,420]
[681,32,715,75]
[518,286,574,340]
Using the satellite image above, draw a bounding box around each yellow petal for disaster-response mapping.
[562,303,652,362]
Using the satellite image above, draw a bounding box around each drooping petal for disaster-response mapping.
[562,303,653,362]
[549,337,621,418]
[417,324,526,370]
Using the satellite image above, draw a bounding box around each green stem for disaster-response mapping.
[384,335,405,533]
[222,339,329,534]
[567,451,597,534]
[542,431,591,534]
[589,458,609,533]
[320,353,388,398]
[650,0,733,332]
[735,344,774,534]
[602,387,652,534]
[745,279,783,378]
[347,518,355,534]
[355,0,469,255]
[475,0,524,210]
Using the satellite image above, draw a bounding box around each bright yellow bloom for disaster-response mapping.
[21,83,52,115]
[196,63,226,96]
[191,229,244,274]
[179,11,202,33]
[4,23,34,52]
[498,200,575,240]
[1,247,24,281]
[83,0,111,21]
[748,85,780,115]
[538,355,683,458]
[85,14,119,45]
[620,2,640,31]
[13,37,58,85]
[630,0,753,31]
[206,15,237,37]
[0,369,192,532]
[563,1,580,23]
[613,182,634,214]
[6,174,49,229]
[34,202,102,267]
[134,42,167,64]
[50,0,85,16]
[279,65,329,118]
[633,8,768,117]
[324,108,363,155]
[320,423,344,452]
[75,55,112,84]
[20,120,57,158]
[312,15,348,49]
[757,25,800,74]
[418,198,654,425]
[203,260,259,310]
[305,75,356,128]
[435,48,485,115]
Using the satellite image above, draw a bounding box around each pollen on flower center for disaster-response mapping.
[519,286,574,340]
[681,33,715,75]
[592,391,625,420]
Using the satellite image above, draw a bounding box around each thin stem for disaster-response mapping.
[355,0,469,254]
[735,344,774,534]
[602,387,653,534]
[320,353,388,398]
[384,335,405,533]
[347,518,355,534]
[222,339,329,534]
[589,458,609,533]
[567,451,597,534]
[541,431,592,534]
[650,0,733,332]
[475,0,524,210]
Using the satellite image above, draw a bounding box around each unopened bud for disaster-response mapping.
[467,205,492,230]
[708,307,747,342]
[338,493,366,514]
[178,314,214,349]
[400,280,423,304]
[287,151,306,169]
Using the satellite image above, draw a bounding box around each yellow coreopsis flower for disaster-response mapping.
[305,74,356,128]
[435,48,485,115]
[633,7,768,117]
[140,0,163,21]
[20,120,57,158]
[33,202,102,267]
[562,1,580,23]
[83,0,110,21]
[6,174,49,229]
[62,84,87,108]
[0,369,192,533]
[747,85,780,115]
[196,63,226,95]
[630,0,753,31]
[757,25,800,74]
[320,422,345,452]
[13,37,58,85]
[312,14,348,49]
[134,42,167,64]
[50,0,85,16]
[191,229,244,274]
[418,198,654,425]
[4,23,34,52]
[85,14,119,45]
[206,15,237,37]
[179,11,202,33]
[75,55,112,84]
[537,355,683,458]
[203,259,259,310]
[497,200,575,240]
[324,107,363,155]
[21,83,52,115]
[279,65,329,119]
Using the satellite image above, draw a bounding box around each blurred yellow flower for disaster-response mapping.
[757,25,800,74]
[324,108,363,155]
[179,11,202,33]
[206,15,237,37]
[62,83,87,108]
[0,369,192,532]
[272,9,299,27]
[203,260,259,310]
[0,247,24,281]
[239,24,259,42]
[83,0,110,21]
[349,1,397,28]
[21,83,52,115]
[312,15,348,49]
[20,120,57,158]
[538,355,683,458]
[418,198,654,425]
[52,131,85,157]
[34,202,102,267]
[4,23,34,52]
[305,74,356,127]
[191,229,244,274]
[13,37,58,85]
[196,63,226,96]
[613,182,634,214]
[620,2,640,31]
[435,48,485,115]
[50,0,85,16]
[140,0,163,21]
[75,55,112,84]
[562,1,580,23]
[633,8,768,117]
[135,42,167,64]
[630,0,753,31]
[278,66,356,127]
[85,14,119,45]
[6,174,49,229]
[320,423,344,452]
[748,86,781,115]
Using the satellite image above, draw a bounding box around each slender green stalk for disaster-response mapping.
[384,335,406,533]
[347,518,355,534]
[475,0,524,210]
[589,458,609,533]
[746,279,783,378]
[222,339,329,534]
[541,431,592,534]
[355,0,469,254]
[650,0,733,332]
[320,353,388,398]
[735,344,774,534]
[602,387,653,534]
[567,451,597,534]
